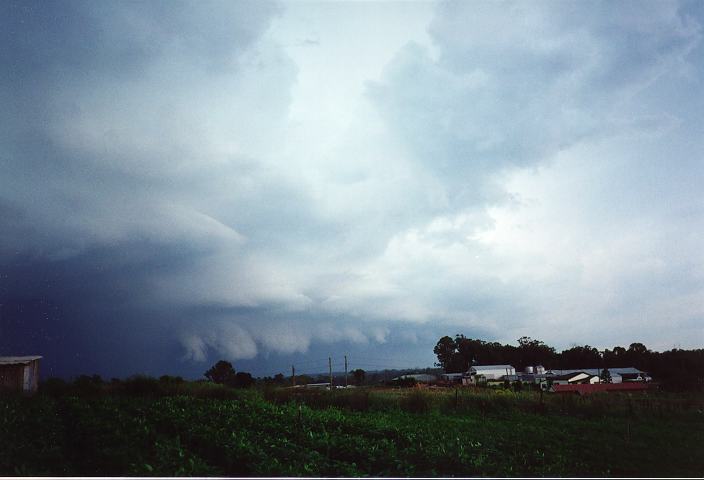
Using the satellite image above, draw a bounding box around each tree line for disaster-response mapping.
[434,335,704,391]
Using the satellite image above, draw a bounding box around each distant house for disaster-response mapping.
[0,356,42,393]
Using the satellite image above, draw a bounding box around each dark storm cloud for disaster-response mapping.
[0,0,300,376]
[0,0,412,377]
[1,0,278,76]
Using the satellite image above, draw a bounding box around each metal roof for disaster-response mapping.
[551,371,595,381]
[471,365,515,371]
[549,367,645,376]
[395,374,438,382]
[0,356,42,365]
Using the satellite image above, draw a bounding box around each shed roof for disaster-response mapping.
[395,374,438,382]
[0,356,42,365]
[551,371,593,381]
[549,367,645,376]
[471,365,515,371]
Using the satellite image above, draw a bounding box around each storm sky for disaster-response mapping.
[1,0,703,379]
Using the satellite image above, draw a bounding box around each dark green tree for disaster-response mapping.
[628,342,648,355]
[600,368,612,383]
[613,346,627,356]
[351,368,366,385]
[434,336,459,372]
[233,371,255,388]
[625,343,651,370]
[204,360,236,385]
[559,345,602,369]
[516,336,556,370]
[455,336,481,371]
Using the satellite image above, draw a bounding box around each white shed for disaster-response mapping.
[467,365,515,380]
[550,371,600,385]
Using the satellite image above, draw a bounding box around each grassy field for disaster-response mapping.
[1,386,703,477]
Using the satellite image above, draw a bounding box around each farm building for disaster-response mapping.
[393,373,438,384]
[469,365,515,379]
[549,371,600,385]
[440,372,464,383]
[0,356,42,393]
[548,367,651,383]
[291,382,331,389]
[463,365,516,385]
[503,366,552,385]
[458,365,652,389]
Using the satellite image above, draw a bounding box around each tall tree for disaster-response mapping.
[351,368,366,386]
[516,336,556,370]
[559,345,602,369]
[434,336,459,372]
[233,371,255,388]
[204,360,236,385]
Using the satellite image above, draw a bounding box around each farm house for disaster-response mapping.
[0,356,42,393]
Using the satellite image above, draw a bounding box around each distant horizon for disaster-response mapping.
[6,335,697,381]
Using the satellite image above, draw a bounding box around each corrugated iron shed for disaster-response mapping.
[0,356,42,393]
[471,364,515,371]
[549,367,646,376]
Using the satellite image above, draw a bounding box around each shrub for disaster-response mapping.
[400,390,432,414]
[159,375,184,384]
[120,375,163,396]
[342,390,371,411]
[72,375,105,397]
[39,378,70,397]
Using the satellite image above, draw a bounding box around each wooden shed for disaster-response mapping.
[0,356,42,393]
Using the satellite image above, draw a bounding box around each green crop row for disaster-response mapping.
[1,391,703,477]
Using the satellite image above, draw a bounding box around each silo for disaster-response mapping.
[524,366,534,374]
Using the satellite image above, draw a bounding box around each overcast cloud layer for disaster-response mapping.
[1,0,703,378]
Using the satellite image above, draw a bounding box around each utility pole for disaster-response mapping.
[344,355,348,387]
[292,365,296,388]
[328,357,333,391]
